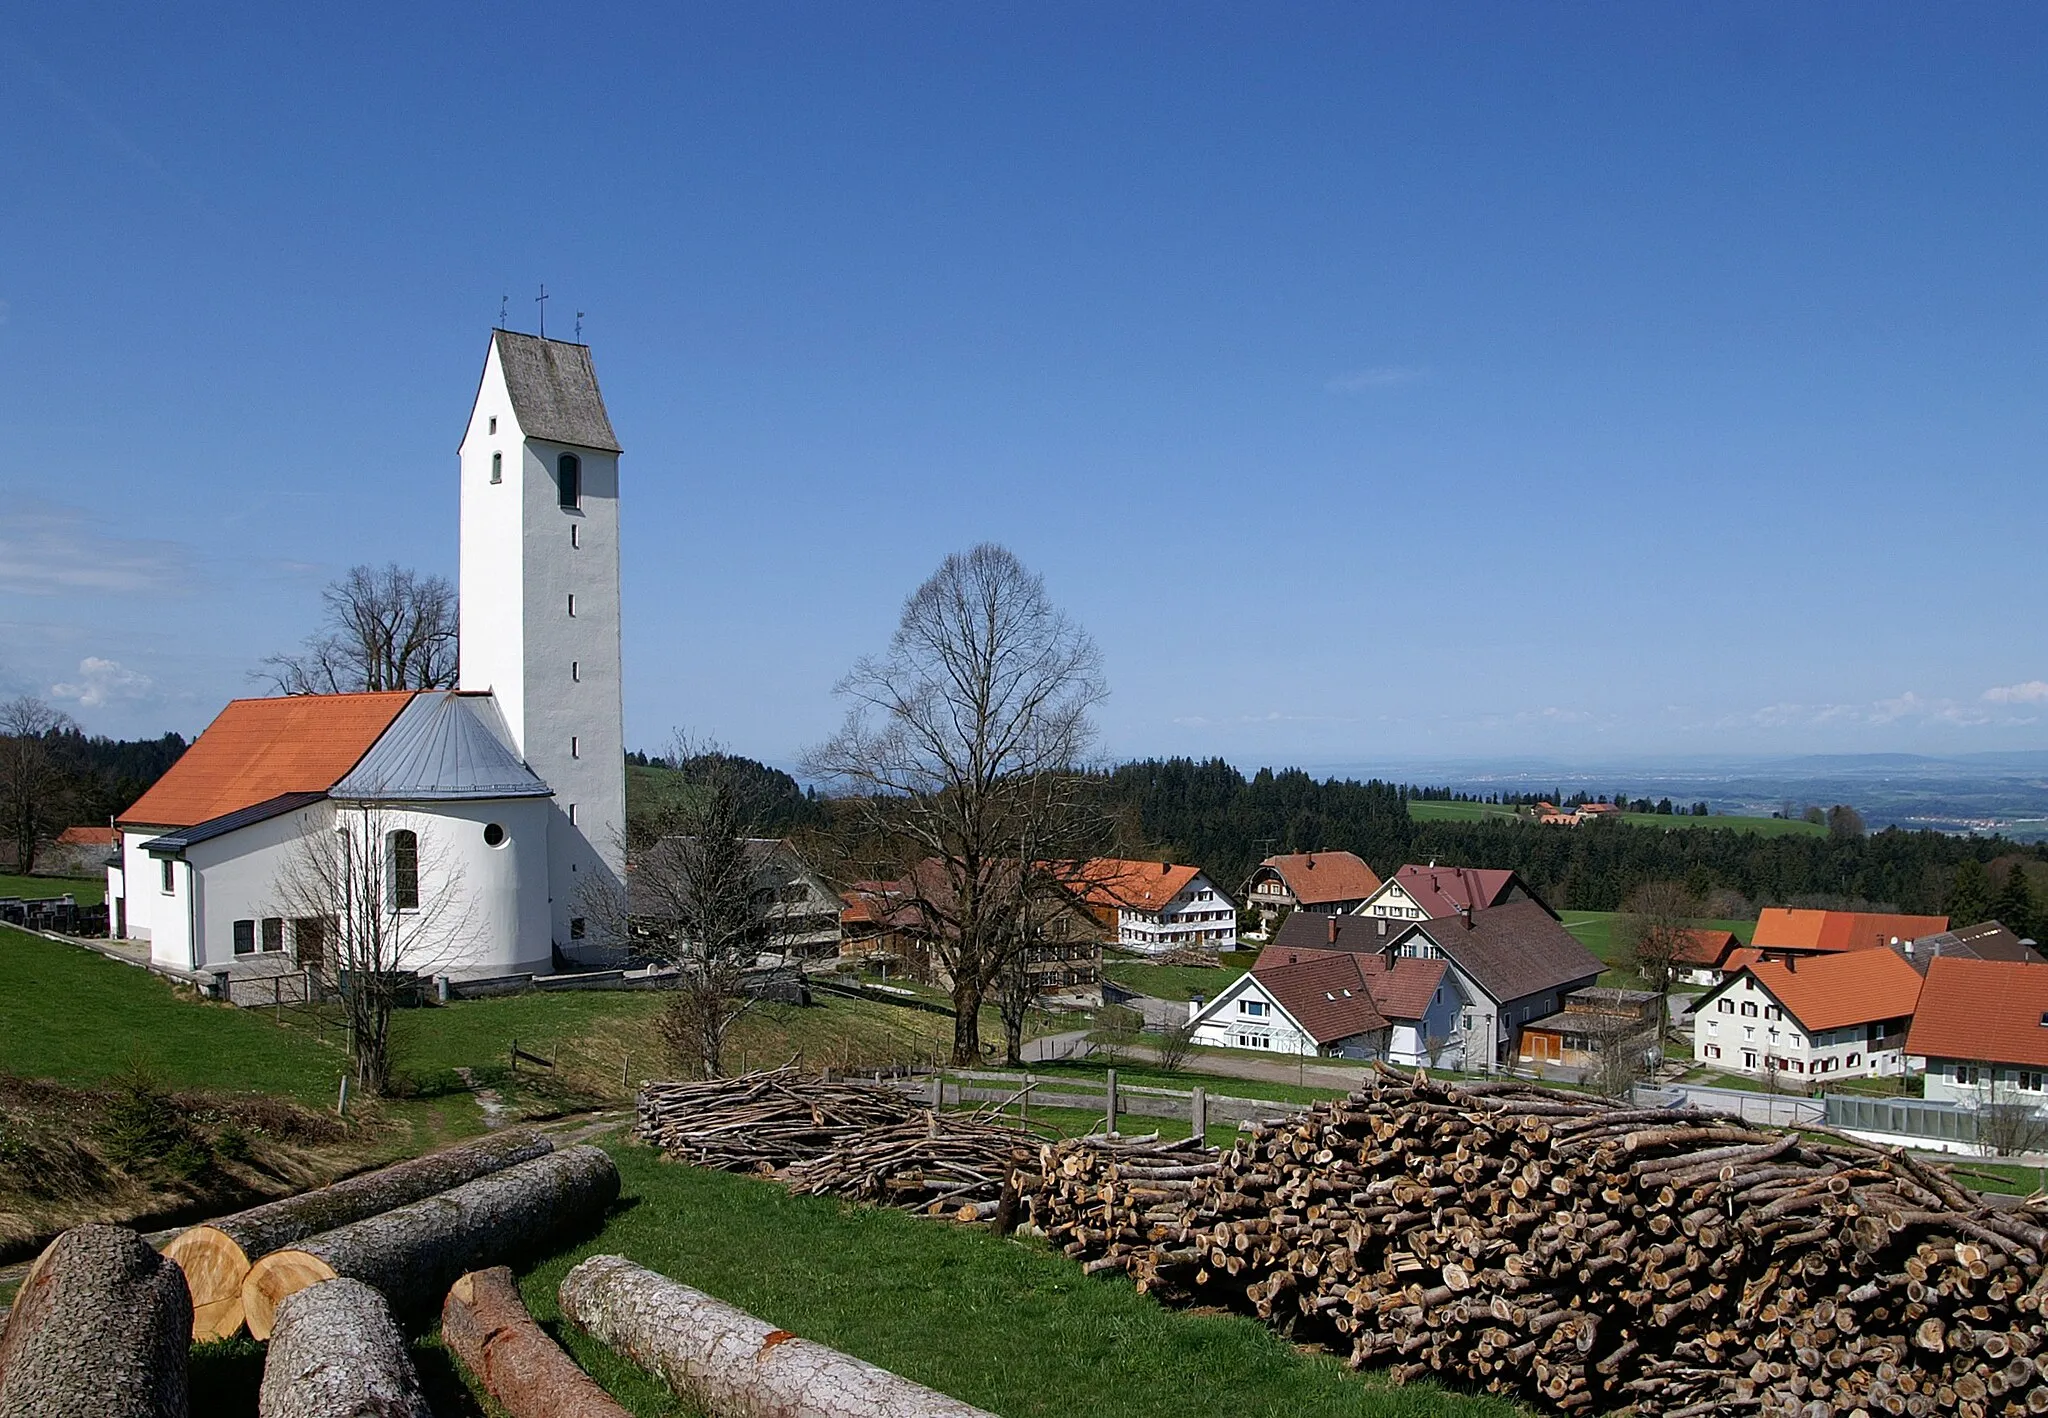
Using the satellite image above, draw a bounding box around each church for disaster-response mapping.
[106,330,628,983]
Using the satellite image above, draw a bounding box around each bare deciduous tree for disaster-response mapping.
[806,544,1109,1065]
[0,696,79,875]
[1616,880,1704,1039]
[1979,1098,2048,1158]
[272,802,470,1094]
[1152,1018,1198,1074]
[1581,1009,1660,1100]
[586,748,808,1080]
[261,564,458,695]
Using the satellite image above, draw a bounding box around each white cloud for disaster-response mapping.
[1326,365,1427,392]
[1984,680,2048,705]
[50,657,156,709]
[0,499,192,596]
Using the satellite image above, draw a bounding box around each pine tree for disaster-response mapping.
[1991,863,2037,940]
[1946,857,1992,926]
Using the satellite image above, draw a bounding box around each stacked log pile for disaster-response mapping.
[1032,1070,2048,1418]
[786,1113,1045,1219]
[635,1067,921,1171]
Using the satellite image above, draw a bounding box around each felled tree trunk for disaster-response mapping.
[442,1267,633,1418]
[0,1225,191,1418]
[242,1145,618,1339]
[256,1277,430,1418]
[165,1128,553,1339]
[559,1255,997,1418]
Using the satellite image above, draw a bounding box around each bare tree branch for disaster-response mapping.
[0,696,81,874]
[259,564,458,695]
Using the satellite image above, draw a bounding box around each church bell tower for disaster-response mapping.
[457,330,626,947]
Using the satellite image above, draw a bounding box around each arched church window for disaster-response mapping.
[558,453,581,509]
[390,830,420,911]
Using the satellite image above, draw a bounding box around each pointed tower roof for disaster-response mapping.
[490,330,621,452]
[331,692,551,801]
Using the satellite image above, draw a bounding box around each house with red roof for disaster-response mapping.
[1908,957,2048,1108]
[1354,862,1537,926]
[1691,949,1924,1082]
[1243,851,1381,931]
[108,331,630,985]
[1669,927,1745,986]
[1186,940,1462,1063]
[1074,858,1237,955]
[1749,908,1950,957]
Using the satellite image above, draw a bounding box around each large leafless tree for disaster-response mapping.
[0,696,79,875]
[586,745,811,1079]
[807,543,1108,1065]
[271,802,470,1094]
[261,564,458,695]
[1616,880,1704,1039]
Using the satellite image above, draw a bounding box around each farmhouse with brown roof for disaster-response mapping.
[1909,956,2048,1107]
[1692,949,1924,1082]
[1186,941,1462,1063]
[1243,851,1382,930]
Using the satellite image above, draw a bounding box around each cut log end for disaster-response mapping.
[241,1250,340,1341]
[442,1266,634,1418]
[159,1226,253,1342]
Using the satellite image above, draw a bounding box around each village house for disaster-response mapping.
[1273,900,1602,1072]
[107,331,627,984]
[1668,927,1745,987]
[1076,858,1237,955]
[1691,949,1924,1082]
[1242,851,1382,931]
[1353,863,1536,924]
[1186,942,1461,1063]
[629,837,843,962]
[1517,987,1662,1071]
[1888,920,2043,974]
[43,826,118,877]
[1748,908,1950,957]
[835,863,1102,1002]
[1908,956,2048,1109]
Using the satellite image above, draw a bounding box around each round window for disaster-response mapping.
[483,823,507,847]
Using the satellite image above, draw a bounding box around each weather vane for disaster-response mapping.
[497,294,508,329]
[575,310,585,341]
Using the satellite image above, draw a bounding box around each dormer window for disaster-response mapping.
[558,453,581,509]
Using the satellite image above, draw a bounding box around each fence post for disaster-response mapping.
[510,1037,518,1074]
[1106,1068,1119,1135]
[336,1076,350,1116]
[1023,1072,1032,1123]
[1191,1085,1206,1142]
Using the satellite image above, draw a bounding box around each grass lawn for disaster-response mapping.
[0,872,104,906]
[493,1143,1523,1418]
[1407,801,1520,824]
[0,924,348,1106]
[1101,960,1237,1005]
[1558,911,1756,986]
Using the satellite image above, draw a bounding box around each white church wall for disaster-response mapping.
[457,339,529,752]
[178,797,554,980]
[117,829,163,943]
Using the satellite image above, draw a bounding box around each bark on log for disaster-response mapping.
[559,1254,998,1418]
[256,1278,430,1418]
[164,1127,553,1340]
[0,1225,191,1418]
[241,1145,618,1339]
[442,1266,633,1418]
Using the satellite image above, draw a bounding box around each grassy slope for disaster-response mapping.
[1558,910,1756,982]
[510,1143,1522,1418]
[1406,802,1824,836]
[0,872,105,906]
[1101,961,1237,1004]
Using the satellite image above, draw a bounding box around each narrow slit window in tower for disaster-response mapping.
[490,451,502,484]
[570,524,579,548]
[567,593,576,617]
[558,453,581,509]
[571,735,580,759]
[571,661,580,682]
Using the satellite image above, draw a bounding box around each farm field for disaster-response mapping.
[1406,801,1825,836]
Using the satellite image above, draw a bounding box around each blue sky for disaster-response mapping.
[4,4,2046,768]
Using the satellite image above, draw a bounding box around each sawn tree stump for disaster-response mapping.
[559,1254,998,1418]
[256,1277,430,1418]
[164,1127,553,1339]
[0,1225,191,1418]
[442,1266,633,1418]
[241,1145,617,1339]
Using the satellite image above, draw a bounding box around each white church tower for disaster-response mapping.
[457,331,627,949]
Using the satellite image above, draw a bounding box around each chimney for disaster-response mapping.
[1785,954,1796,972]
[1305,854,1315,868]
[1458,904,1473,930]
[1160,861,1171,874]
[1328,917,1338,945]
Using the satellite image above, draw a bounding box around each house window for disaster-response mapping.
[1957,1063,1982,1086]
[1741,1001,1758,1017]
[1706,1020,1718,1034]
[160,859,175,894]
[389,830,420,911]
[2021,1071,2046,1092]
[1239,1000,1267,1017]
[571,918,586,940]
[558,453,581,509]
[233,919,256,955]
[490,451,502,484]
[1704,1044,1721,1059]
[261,917,284,952]
[1847,1052,1861,1067]
[1718,1000,1734,1014]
